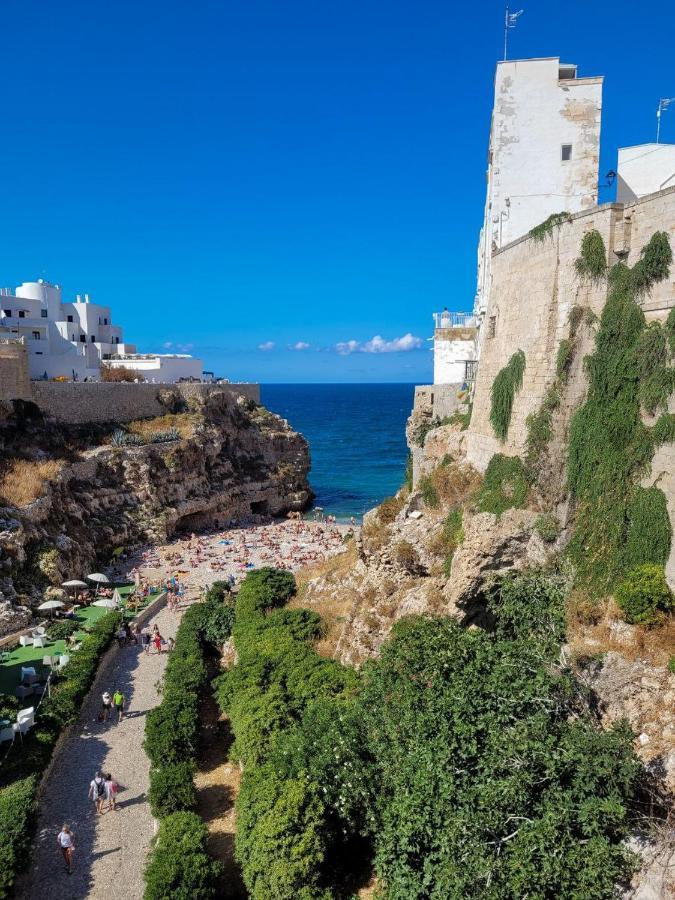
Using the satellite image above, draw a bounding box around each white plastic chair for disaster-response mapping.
[58,654,70,669]
[0,651,10,663]
[13,707,34,740]
[19,635,32,647]
[32,636,45,648]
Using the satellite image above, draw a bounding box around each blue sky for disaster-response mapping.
[0,0,673,382]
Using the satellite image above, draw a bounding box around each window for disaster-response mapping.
[91,335,96,343]
[488,316,496,339]
[561,144,572,162]
[79,335,86,343]
[35,351,43,355]
[71,334,75,341]
[104,318,108,325]
[67,315,73,323]
[32,331,40,340]
[2,310,11,317]
[18,310,25,318]
[115,336,119,343]
[41,310,48,318]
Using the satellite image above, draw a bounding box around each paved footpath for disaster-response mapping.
[21,604,180,900]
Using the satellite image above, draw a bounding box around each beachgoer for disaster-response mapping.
[116,625,126,648]
[132,623,141,645]
[153,632,162,654]
[105,773,118,811]
[100,691,112,723]
[112,689,125,722]
[141,629,151,654]
[57,825,75,873]
[89,772,107,814]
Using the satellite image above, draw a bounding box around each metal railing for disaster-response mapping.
[433,311,477,329]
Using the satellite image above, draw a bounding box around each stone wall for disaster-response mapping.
[0,341,32,403]
[466,186,675,472]
[29,381,260,424]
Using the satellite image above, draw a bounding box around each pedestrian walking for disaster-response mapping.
[132,622,141,645]
[153,631,162,654]
[141,628,151,654]
[116,624,126,648]
[113,689,125,722]
[105,773,119,811]
[89,772,107,814]
[99,691,112,723]
[56,825,75,874]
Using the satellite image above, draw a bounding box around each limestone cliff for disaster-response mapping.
[0,389,311,635]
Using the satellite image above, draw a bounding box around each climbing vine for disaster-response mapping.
[574,229,607,283]
[529,211,572,243]
[567,232,674,590]
[489,350,525,441]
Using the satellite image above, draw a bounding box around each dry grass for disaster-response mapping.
[0,458,64,507]
[431,461,482,507]
[292,543,360,657]
[378,493,406,524]
[567,589,675,668]
[126,412,196,440]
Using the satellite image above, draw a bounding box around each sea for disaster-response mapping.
[261,383,415,522]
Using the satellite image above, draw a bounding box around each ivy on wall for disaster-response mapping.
[574,229,608,283]
[567,232,674,590]
[489,350,525,442]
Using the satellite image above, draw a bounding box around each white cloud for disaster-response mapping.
[258,341,275,352]
[334,333,424,355]
[291,341,311,351]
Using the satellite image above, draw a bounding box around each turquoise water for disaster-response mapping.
[262,384,415,522]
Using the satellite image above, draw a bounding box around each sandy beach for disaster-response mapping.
[110,518,354,597]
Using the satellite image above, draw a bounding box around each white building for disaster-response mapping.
[617,144,675,201]
[474,57,603,322]
[432,310,477,385]
[433,57,603,386]
[0,279,203,382]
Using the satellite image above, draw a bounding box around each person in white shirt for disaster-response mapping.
[56,824,75,874]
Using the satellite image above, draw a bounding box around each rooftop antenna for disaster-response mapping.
[504,6,524,61]
[656,97,675,143]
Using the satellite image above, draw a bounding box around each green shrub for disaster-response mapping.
[615,564,674,626]
[144,811,220,900]
[144,694,200,765]
[148,761,197,818]
[204,580,230,603]
[46,618,79,640]
[0,775,38,897]
[668,655,675,675]
[623,487,672,572]
[476,454,528,517]
[359,573,639,899]
[418,474,439,508]
[199,597,235,647]
[574,229,607,283]
[653,413,675,444]
[404,453,413,491]
[534,512,561,543]
[490,350,526,441]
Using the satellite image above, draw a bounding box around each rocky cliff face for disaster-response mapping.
[0,389,311,635]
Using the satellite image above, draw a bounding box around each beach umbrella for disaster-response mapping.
[92,597,118,609]
[37,599,65,618]
[62,580,87,589]
[87,573,110,584]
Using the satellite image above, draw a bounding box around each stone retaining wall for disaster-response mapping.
[30,381,260,424]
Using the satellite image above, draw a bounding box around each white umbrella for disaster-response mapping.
[37,599,65,619]
[87,573,110,584]
[62,579,87,588]
[92,597,118,609]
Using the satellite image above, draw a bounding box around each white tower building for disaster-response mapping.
[474,57,603,325]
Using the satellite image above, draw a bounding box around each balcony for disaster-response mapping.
[433,311,477,329]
